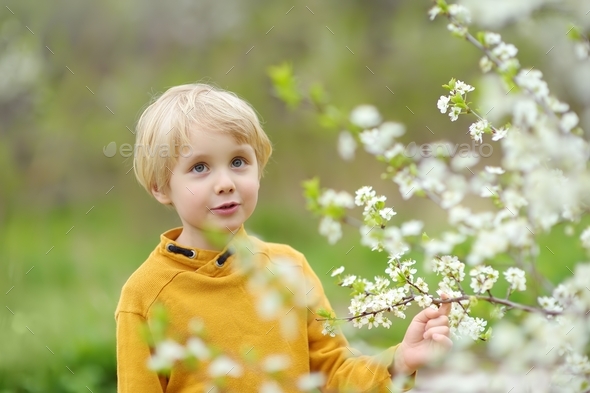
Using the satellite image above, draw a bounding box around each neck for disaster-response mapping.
[175,226,237,251]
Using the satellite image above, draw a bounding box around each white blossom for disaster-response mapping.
[321,321,337,337]
[148,339,186,371]
[451,154,479,172]
[415,295,433,308]
[440,189,464,209]
[448,4,471,24]
[428,5,442,20]
[485,166,505,175]
[208,355,242,378]
[492,42,518,61]
[437,95,450,113]
[260,381,283,393]
[432,255,466,283]
[560,112,579,133]
[469,265,499,294]
[479,56,493,73]
[468,119,488,143]
[378,207,396,221]
[514,69,549,99]
[383,143,406,160]
[331,266,345,277]
[497,57,520,73]
[186,337,210,361]
[262,354,290,373]
[455,315,487,340]
[503,267,526,291]
[297,373,326,391]
[547,97,569,113]
[338,130,357,161]
[350,105,381,128]
[386,258,417,282]
[360,225,380,251]
[574,41,590,60]
[393,168,422,200]
[492,127,508,141]
[447,23,467,37]
[380,121,406,138]
[414,277,429,293]
[257,290,282,319]
[537,296,563,313]
[365,195,386,211]
[581,227,590,250]
[319,217,342,245]
[454,80,475,95]
[318,189,354,209]
[342,275,357,287]
[483,32,502,46]
[401,220,424,236]
[468,230,508,265]
[355,186,376,206]
[449,106,462,121]
[359,122,404,155]
[383,226,409,258]
[513,99,538,128]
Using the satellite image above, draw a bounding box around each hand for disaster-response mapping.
[392,294,453,376]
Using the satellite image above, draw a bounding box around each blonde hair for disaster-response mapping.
[133,83,273,195]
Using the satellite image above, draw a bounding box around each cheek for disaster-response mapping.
[243,178,260,202]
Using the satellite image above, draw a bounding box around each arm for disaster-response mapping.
[116,311,167,393]
[301,257,415,392]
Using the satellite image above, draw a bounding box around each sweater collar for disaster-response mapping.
[156,225,251,272]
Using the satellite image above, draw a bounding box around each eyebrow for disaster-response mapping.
[186,146,253,161]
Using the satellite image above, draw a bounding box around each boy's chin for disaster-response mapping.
[201,221,241,234]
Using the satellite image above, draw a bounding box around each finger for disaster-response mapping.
[422,307,445,320]
[425,315,449,330]
[423,325,450,340]
[412,308,435,325]
[432,334,453,349]
[438,293,452,316]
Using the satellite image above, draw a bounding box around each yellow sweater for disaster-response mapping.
[115,226,411,392]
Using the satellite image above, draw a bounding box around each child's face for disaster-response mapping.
[153,127,260,240]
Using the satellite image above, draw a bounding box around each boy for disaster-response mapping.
[115,83,452,392]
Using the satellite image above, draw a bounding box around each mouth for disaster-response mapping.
[213,202,240,210]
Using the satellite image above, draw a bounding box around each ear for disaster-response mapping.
[151,184,172,205]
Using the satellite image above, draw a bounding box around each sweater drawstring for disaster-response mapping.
[215,249,233,267]
[166,244,196,258]
[166,244,233,267]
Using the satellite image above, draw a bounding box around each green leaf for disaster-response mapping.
[316,308,334,319]
[317,105,343,129]
[479,327,493,341]
[267,62,302,109]
[436,0,449,12]
[567,24,583,41]
[448,78,456,91]
[450,93,464,104]
[476,31,486,46]
[309,83,328,106]
[351,279,366,295]
[302,177,320,199]
[302,177,322,213]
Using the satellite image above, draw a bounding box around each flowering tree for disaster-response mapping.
[146,1,590,391]
[270,0,590,391]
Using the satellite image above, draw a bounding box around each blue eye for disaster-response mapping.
[193,163,207,173]
[232,158,245,168]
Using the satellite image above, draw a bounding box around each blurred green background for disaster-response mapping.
[1,0,588,391]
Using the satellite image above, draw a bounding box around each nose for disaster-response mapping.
[214,171,235,194]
